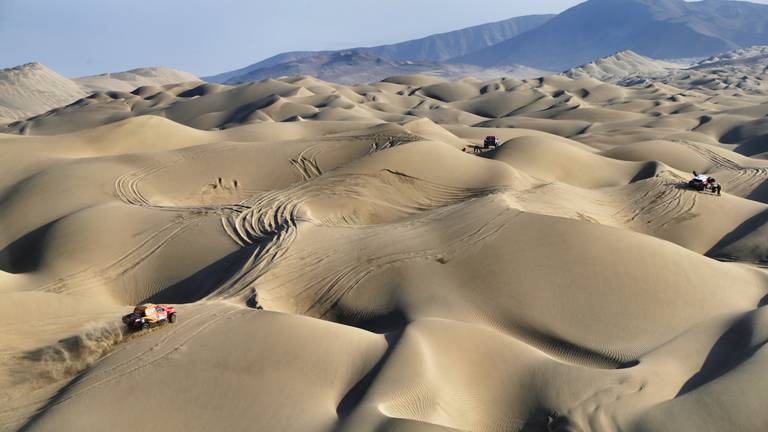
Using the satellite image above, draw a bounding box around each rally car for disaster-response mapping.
[688,174,710,191]
[464,136,502,154]
[688,173,722,195]
[484,136,501,148]
[122,303,176,331]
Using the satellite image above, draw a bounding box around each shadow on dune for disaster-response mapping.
[333,305,410,334]
[18,371,88,431]
[0,220,56,274]
[336,330,404,421]
[519,410,574,432]
[676,312,767,397]
[705,208,768,262]
[733,132,768,157]
[759,294,768,308]
[140,244,261,305]
[746,178,768,204]
[629,161,664,183]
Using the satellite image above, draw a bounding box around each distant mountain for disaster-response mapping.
[564,50,684,81]
[222,51,550,85]
[204,52,326,84]
[563,45,768,97]
[75,67,200,92]
[454,0,768,71]
[204,14,554,83]
[357,14,554,62]
[0,63,87,121]
[651,45,768,95]
[692,45,768,68]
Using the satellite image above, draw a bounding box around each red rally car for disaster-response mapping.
[122,303,177,331]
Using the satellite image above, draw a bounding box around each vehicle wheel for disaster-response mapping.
[141,321,150,331]
[169,312,177,323]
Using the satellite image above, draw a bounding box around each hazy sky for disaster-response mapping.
[2,0,768,78]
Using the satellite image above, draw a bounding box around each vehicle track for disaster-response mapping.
[300,202,516,317]
[288,132,421,182]
[5,141,514,429]
[113,160,248,214]
[214,170,503,303]
[43,134,428,300]
[0,303,240,428]
[615,172,698,230]
[35,143,253,298]
[36,212,207,296]
[44,308,243,406]
[249,193,648,369]
[248,195,514,316]
[112,143,249,212]
[676,140,768,196]
[68,304,229,382]
[290,150,323,181]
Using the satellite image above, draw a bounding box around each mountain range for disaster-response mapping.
[209,0,768,83]
[458,0,768,70]
[203,14,554,83]
[218,51,549,85]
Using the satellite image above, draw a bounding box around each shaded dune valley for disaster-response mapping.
[2,73,768,432]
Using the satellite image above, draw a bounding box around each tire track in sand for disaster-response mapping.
[614,171,698,231]
[36,145,249,297]
[213,170,504,304]
[676,140,768,197]
[2,304,242,429]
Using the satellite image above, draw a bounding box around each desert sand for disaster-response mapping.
[0,64,199,123]
[74,67,201,93]
[2,66,768,432]
[0,63,87,121]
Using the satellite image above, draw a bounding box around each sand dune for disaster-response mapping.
[0,63,201,124]
[74,67,201,93]
[578,45,768,99]
[565,50,684,81]
[2,69,768,432]
[0,63,87,121]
